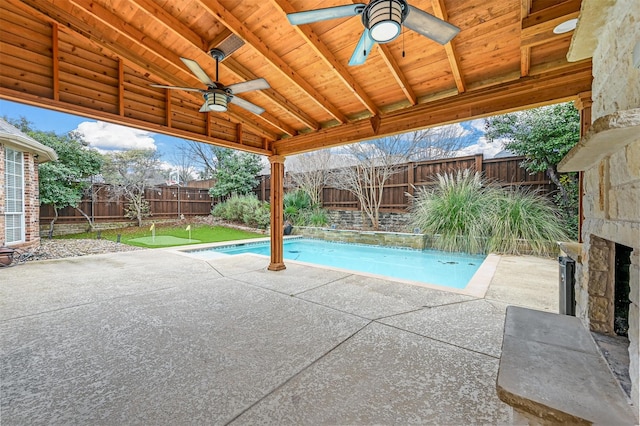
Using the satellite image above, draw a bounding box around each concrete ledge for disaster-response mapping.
[497,306,637,425]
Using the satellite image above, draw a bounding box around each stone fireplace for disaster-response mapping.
[559,0,640,411]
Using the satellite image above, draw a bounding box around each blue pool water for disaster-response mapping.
[188,238,486,289]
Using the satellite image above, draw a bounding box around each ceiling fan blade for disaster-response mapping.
[227,78,270,94]
[150,84,203,93]
[287,4,365,25]
[229,95,265,115]
[349,29,376,66]
[403,5,460,45]
[180,57,215,86]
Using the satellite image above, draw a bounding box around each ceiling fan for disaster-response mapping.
[151,49,270,115]
[287,0,460,66]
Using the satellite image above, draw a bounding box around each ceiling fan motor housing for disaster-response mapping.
[364,0,409,43]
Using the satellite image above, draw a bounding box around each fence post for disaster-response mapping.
[475,154,484,174]
[407,162,415,199]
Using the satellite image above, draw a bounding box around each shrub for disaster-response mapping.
[284,189,329,226]
[211,194,271,229]
[409,170,493,254]
[284,190,312,225]
[488,188,568,255]
[409,169,569,255]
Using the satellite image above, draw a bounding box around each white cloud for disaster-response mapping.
[468,118,485,132]
[74,121,157,151]
[454,137,505,159]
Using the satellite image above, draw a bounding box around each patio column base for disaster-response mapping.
[267,262,286,271]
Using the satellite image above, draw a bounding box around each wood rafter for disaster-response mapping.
[431,0,465,93]
[377,44,418,106]
[271,0,379,117]
[273,61,592,155]
[520,0,532,76]
[199,0,348,124]
[126,0,301,136]
[18,0,278,141]
[1,0,592,159]
[521,0,581,48]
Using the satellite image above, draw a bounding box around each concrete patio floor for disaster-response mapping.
[0,249,558,424]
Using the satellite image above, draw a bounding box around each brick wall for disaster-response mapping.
[0,144,4,244]
[0,145,41,250]
[22,152,41,249]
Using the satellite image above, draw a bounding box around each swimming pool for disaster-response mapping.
[187,238,486,289]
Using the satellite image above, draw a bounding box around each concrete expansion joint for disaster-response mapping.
[290,274,356,297]
[377,321,502,360]
[224,320,373,425]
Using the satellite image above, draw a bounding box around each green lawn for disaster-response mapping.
[58,224,264,248]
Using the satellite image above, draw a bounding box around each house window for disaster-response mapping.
[4,147,24,244]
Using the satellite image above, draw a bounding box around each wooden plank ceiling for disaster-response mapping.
[0,0,592,156]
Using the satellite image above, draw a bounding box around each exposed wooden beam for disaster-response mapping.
[431,0,465,93]
[521,0,581,48]
[274,61,592,155]
[520,0,532,77]
[126,2,301,135]
[126,0,208,51]
[21,0,278,141]
[51,22,60,101]
[225,48,315,132]
[0,88,271,156]
[377,44,418,106]
[199,0,348,124]
[271,0,378,116]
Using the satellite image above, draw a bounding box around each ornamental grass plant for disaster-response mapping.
[409,169,569,256]
[488,188,568,255]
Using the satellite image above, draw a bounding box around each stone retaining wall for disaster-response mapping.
[293,226,426,250]
[327,210,412,232]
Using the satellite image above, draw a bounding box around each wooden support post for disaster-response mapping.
[268,155,286,271]
[575,91,592,243]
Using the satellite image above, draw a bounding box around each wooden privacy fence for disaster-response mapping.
[42,155,553,224]
[40,184,213,224]
[254,154,554,212]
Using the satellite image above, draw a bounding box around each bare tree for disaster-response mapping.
[101,149,163,226]
[182,140,219,179]
[171,143,199,184]
[409,125,470,160]
[328,135,414,230]
[286,149,333,206]
[327,126,469,230]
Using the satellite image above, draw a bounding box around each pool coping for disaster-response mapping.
[167,237,498,299]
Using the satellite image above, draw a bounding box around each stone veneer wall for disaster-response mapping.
[327,210,412,232]
[575,0,640,407]
[292,227,427,250]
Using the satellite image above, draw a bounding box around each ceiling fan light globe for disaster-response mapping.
[367,0,403,43]
[370,21,401,42]
[204,91,228,112]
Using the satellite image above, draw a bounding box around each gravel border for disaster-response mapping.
[11,239,144,264]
